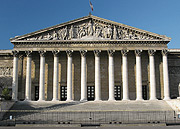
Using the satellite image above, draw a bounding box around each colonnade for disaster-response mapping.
[11,49,170,101]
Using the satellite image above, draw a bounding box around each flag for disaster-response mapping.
[89,0,93,11]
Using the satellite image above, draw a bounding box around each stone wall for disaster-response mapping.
[168,53,180,98]
[0,50,13,96]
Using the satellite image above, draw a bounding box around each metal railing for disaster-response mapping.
[0,110,179,126]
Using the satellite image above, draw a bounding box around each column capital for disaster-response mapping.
[66,50,73,57]
[39,50,46,57]
[162,49,168,56]
[52,50,60,57]
[25,51,32,57]
[12,50,19,57]
[19,55,24,60]
[94,50,101,57]
[135,50,142,56]
[107,50,115,57]
[80,50,87,57]
[121,49,129,56]
[148,49,156,56]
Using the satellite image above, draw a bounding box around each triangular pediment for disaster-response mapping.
[10,15,171,42]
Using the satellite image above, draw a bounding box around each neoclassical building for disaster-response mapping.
[1,15,180,101]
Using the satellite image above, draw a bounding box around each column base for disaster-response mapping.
[149,98,158,101]
[66,100,74,102]
[24,99,31,102]
[80,98,87,101]
[37,99,46,102]
[94,99,102,102]
[136,98,144,101]
[163,97,171,100]
[177,97,180,100]
[122,98,130,101]
[80,99,87,102]
[108,99,116,102]
[52,98,59,101]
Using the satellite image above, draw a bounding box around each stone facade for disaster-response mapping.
[1,15,179,101]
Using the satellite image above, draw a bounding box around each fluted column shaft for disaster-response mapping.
[108,50,115,101]
[94,50,101,101]
[25,51,32,101]
[66,50,73,101]
[12,51,19,101]
[80,50,87,101]
[122,50,129,100]
[38,51,46,101]
[52,50,60,101]
[162,49,170,100]
[148,50,157,100]
[135,50,143,100]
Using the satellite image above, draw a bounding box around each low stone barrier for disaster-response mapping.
[0,101,15,120]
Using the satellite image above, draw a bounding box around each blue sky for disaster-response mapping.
[0,0,180,49]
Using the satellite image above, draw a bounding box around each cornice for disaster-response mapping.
[11,40,169,45]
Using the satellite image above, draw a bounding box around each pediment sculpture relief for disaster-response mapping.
[24,20,157,41]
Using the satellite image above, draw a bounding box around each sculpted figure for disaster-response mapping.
[58,26,68,40]
[5,68,10,76]
[87,21,93,36]
[58,29,62,40]
[78,24,86,38]
[38,35,43,40]
[103,26,108,38]
[113,26,117,39]
[69,25,74,40]
[95,26,102,38]
[52,31,58,40]
[132,32,139,40]
[103,25,112,39]
[30,37,37,40]
[107,25,112,39]
[44,33,52,40]
[117,28,122,39]
[62,26,68,40]
[128,31,133,39]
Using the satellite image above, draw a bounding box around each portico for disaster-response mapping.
[10,15,171,101]
[11,48,170,101]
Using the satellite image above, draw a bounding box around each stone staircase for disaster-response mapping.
[1,100,178,125]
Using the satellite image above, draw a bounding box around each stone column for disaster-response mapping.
[148,50,157,100]
[66,50,73,101]
[108,50,115,101]
[135,50,143,100]
[94,50,101,101]
[80,50,87,101]
[121,49,129,101]
[52,50,60,101]
[162,49,170,100]
[38,50,46,101]
[12,50,19,101]
[25,51,32,101]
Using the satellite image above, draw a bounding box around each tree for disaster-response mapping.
[2,87,11,100]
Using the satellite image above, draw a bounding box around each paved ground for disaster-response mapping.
[1,126,180,129]
[8,100,173,111]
